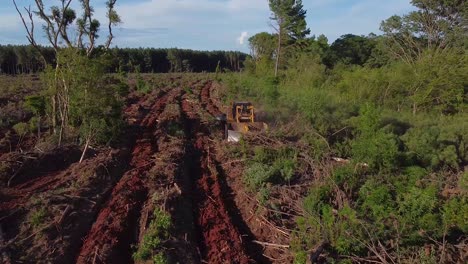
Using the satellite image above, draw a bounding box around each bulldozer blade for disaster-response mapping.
[227,130,242,142]
[248,122,268,131]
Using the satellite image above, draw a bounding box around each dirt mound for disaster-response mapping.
[0,145,82,188]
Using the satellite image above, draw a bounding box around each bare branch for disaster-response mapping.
[104,0,120,50]
[12,0,47,65]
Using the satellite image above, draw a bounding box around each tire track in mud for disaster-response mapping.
[181,82,266,263]
[199,81,269,263]
[76,88,182,264]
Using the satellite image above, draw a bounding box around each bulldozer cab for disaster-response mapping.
[232,102,254,123]
[223,101,267,142]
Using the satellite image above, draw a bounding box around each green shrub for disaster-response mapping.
[401,115,468,169]
[136,73,151,93]
[303,183,332,215]
[350,105,399,172]
[442,197,468,233]
[13,122,30,136]
[397,186,440,239]
[30,208,47,227]
[243,163,271,191]
[244,146,297,191]
[332,164,360,191]
[459,171,468,193]
[152,253,168,264]
[358,179,395,221]
[133,208,171,261]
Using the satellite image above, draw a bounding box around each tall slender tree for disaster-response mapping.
[269,0,310,76]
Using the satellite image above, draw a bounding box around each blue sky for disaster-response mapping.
[1,0,414,52]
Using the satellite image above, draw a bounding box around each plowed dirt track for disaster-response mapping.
[0,78,270,264]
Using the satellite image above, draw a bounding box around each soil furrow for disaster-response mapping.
[181,94,253,263]
[76,88,181,263]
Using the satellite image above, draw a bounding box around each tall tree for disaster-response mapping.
[249,32,276,62]
[323,34,377,67]
[380,0,467,64]
[269,0,310,76]
[13,0,120,145]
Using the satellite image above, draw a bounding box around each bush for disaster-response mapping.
[442,197,468,233]
[13,122,30,136]
[358,179,395,221]
[133,208,171,261]
[243,163,271,191]
[401,115,468,169]
[350,105,399,172]
[397,185,440,240]
[243,146,297,191]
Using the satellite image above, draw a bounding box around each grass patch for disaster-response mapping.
[30,207,47,228]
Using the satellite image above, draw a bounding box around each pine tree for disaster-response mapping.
[269,0,310,76]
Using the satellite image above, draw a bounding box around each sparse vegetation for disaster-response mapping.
[29,207,47,228]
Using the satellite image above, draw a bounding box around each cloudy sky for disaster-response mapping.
[0,0,414,52]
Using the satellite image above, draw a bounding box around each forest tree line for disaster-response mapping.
[0,45,247,74]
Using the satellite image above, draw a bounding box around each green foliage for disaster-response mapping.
[30,208,47,228]
[221,0,467,262]
[136,72,151,93]
[152,253,168,264]
[24,95,46,116]
[133,208,171,261]
[401,115,468,169]
[45,48,125,145]
[460,172,468,193]
[397,185,440,239]
[323,34,377,67]
[12,122,30,136]
[244,146,297,191]
[358,179,395,221]
[244,163,272,191]
[442,197,468,233]
[303,183,332,215]
[350,105,399,172]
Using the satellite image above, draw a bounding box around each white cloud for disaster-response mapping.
[237,31,248,45]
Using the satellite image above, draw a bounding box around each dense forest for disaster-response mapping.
[0,45,246,74]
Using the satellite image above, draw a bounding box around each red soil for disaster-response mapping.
[1,80,264,264]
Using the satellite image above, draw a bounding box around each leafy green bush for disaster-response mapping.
[397,185,440,240]
[243,163,271,191]
[401,115,468,169]
[133,208,171,261]
[442,197,468,233]
[303,183,332,215]
[13,122,30,136]
[243,146,297,191]
[350,105,399,172]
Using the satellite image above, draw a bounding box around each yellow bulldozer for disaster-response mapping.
[218,102,267,142]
